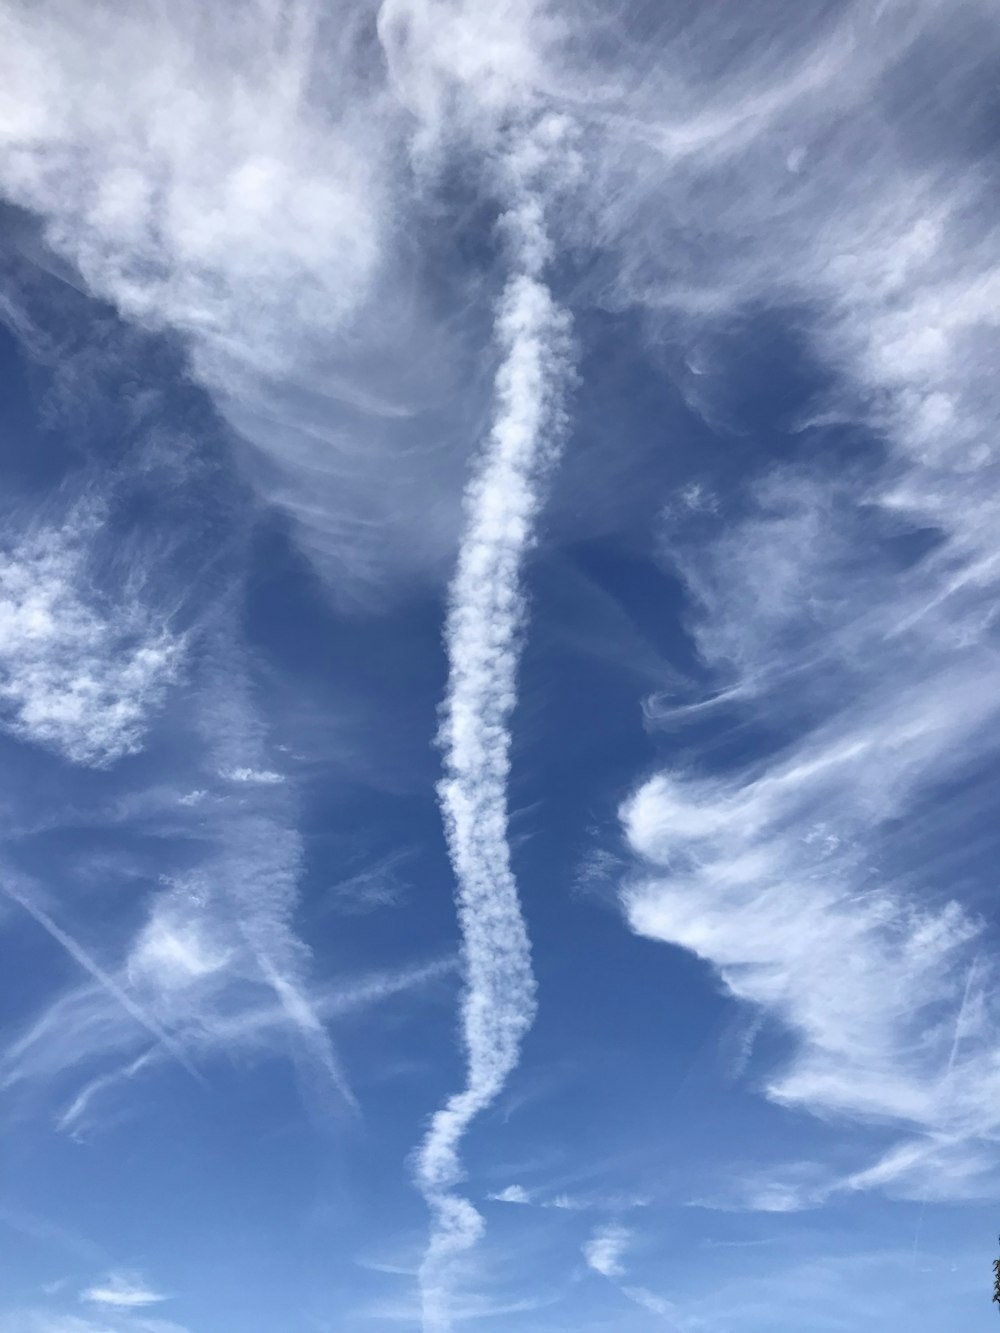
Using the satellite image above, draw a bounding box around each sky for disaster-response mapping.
[0,1,998,1330]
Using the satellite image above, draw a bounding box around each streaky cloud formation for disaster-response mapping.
[3,949,451,1136]
[0,0,469,604]
[613,0,1000,1211]
[80,1273,165,1309]
[1,878,202,1085]
[583,1221,678,1322]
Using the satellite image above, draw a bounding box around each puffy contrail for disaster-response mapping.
[416,127,573,1331]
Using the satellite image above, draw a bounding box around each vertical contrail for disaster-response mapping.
[416,121,573,1331]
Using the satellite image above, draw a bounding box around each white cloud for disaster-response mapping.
[622,674,1000,1200]
[591,0,1000,1208]
[0,2,387,382]
[487,1185,532,1205]
[175,790,206,806]
[81,1273,164,1309]
[0,1,478,605]
[221,767,285,785]
[0,515,182,766]
[546,1192,649,1213]
[415,112,574,1331]
[583,1224,632,1279]
[1,880,202,1085]
[622,453,1000,1194]
[128,910,233,991]
[3,5,999,1322]
[159,657,359,1114]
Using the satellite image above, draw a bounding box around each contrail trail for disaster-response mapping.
[416,122,574,1332]
[1,880,204,1083]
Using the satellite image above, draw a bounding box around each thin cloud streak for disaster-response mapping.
[1,880,202,1083]
[3,947,451,1136]
[80,1272,165,1309]
[415,118,574,1331]
[165,645,360,1116]
[588,0,1000,1210]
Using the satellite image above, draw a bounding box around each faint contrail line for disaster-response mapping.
[1,880,204,1083]
[416,123,574,1333]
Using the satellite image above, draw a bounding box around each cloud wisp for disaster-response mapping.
[612,4,1000,1207]
[0,0,478,605]
[414,117,574,1331]
[0,878,202,1085]
[80,1273,165,1309]
[3,925,450,1138]
[0,619,454,1138]
[0,510,183,766]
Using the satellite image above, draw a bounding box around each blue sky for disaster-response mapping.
[0,1,999,1330]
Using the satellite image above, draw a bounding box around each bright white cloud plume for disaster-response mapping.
[0,514,182,765]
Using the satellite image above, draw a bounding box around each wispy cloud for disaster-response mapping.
[613,0,1000,1207]
[3,932,450,1136]
[321,847,413,916]
[486,1182,649,1214]
[80,1273,164,1309]
[0,1,478,604]
[2,1314,189,1333]
[2,5,997,1329]
[220,766,285,786]
[582,1222,679,1324]
[0,879,202,1084]
[487,1185,532,1205]
[622,1286,677,1318]
[1,617,454,1137]
[156,645,359,1116]
[0,511,182,766]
